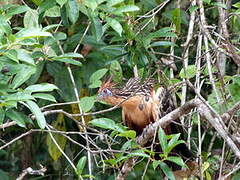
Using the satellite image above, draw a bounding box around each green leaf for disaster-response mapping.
[107,0,124,7]
[118,130,136,139]
[31,0,43,6]
[106,17,123,36]
[0,108,5,125]
[66,0,79,24]
[233,2,240,8]
[56,0,68,7]
[84,0,98,11]
[167,133,181,148]
[46,113,67,160]
[159,161,175,180]
[90,118,125,133]
[150,41,177,47]
[32,93,57,102]
[16,49,35,65]
[4,49,19,63]
[76,156,87,176]
[89,68,108,83]
[25,100,46,129]
[172,8,181,33]
[179,65,197,79]
[110,60,122,82]
[152,160,161,170]
[91,16,103,41]
[189,6,199,14]
[0,15,12,35]
[53,58,82,66]
[203,0,211,4]
[89,80,102,88]
[185,66,198,80]
[23,9,39,28]
[211,2,227,9]
[5,92,34,101]
[6,5,30,18]
[11,65,36,89]
[158,127,167,154]
[6,109,27,128]
[25,83,58,93]
[127,149,149,158]
[147,27,177,39]
[113,5,140,14]
[165,156,187,168]
[59,52,83,58]
[15,28,53,39]
[80,96,95,113]
[45,6,61,17]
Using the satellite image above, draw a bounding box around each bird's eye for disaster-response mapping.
[103,89,108,93]
[102,88,112,96]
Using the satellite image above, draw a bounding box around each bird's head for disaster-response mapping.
[97,78,115,102]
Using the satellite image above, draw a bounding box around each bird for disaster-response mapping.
[97,77,163,134]
[97,77,194,163]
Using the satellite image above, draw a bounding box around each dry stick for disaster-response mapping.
[55,21,93,178]
[222,162,240,180]
[181,0,197,113]
[197,0,230,57]
[137,98,240,154]
[217,0,240,68]
[195,34,204,180]
[16,165,47,180]
[0,130,33,150]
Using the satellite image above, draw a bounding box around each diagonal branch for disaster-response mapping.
[117,98,240,179]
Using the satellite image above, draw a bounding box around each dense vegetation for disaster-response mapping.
[0,0,240,179]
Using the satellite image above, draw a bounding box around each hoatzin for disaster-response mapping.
[97,77,194,169]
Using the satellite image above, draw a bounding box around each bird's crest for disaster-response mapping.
[98,76,116,93]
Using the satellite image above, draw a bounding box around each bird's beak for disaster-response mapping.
[96,94,103,101]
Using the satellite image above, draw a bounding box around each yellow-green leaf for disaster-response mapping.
[46,113,67,161]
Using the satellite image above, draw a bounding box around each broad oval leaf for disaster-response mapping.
[52,58,82,66]
[32,93,57,102]
[6,109,28,128]
[89,68,108,83]
[159,161,175,180]
[59,52,83,58]
[89,80,102,88]
[90,118,125,133]
[76,156,87,176]
[66,0,79,24]
[46,113,67,160]
[165,156,187,168]
[5,92,34,101]
[25,100,46,129]
[158,127,167,154]
[80,96,95,113]
[84,0,98,11]
[118,130,136,139]
[110,60,122,82]
[16,49,35,65]
[11,65,36,89]
[25,83,58,93]
[106,17,123,36]
[179,65,197,79]
[91,16,103,41]
[113,5,140,14]
[23,9,39,28]
[15,28,53,39]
